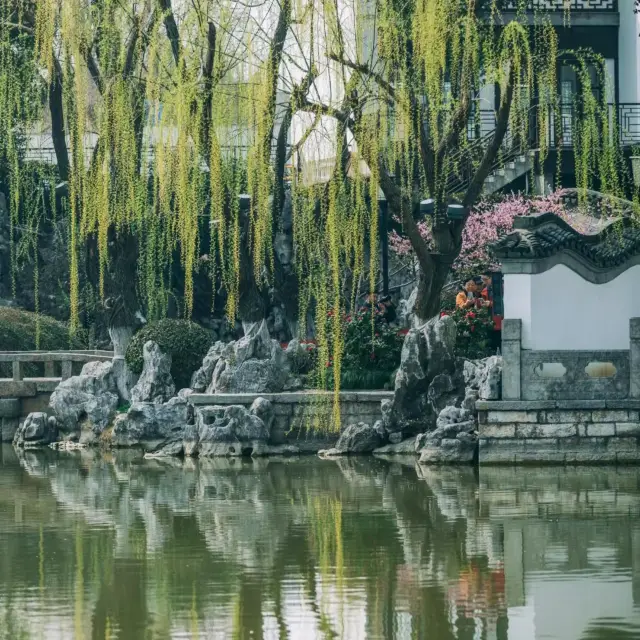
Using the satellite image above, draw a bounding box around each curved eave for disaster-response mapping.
[500,250,640,285]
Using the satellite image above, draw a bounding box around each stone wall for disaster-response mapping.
[0,381,57,441]
[189,391,392,446]
[478,400,640,463]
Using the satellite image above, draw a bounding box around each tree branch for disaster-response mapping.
[328,53,396,100]
[49,56,70,183]
[200,22,217,160]
[463,69,516,207]
[157,0,181,65]
[436,93,471,167]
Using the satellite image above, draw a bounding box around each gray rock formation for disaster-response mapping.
[130,341,175,404]
[464,356,503,401]
[418,435,477,464]
[382,315,459,435]
[191,320,300,394]
[111,396,190,449]
[319,421,384,456]
[373,436,417,455]
[195,404,270,456]
[49,360,119,436]
[190,342,228,392]
[13,413,58,448]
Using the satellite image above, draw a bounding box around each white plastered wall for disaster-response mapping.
[504,264,640,350]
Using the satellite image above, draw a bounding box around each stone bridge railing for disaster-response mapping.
[0,350,113,382]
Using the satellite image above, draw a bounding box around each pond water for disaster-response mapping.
[1,447,640,640]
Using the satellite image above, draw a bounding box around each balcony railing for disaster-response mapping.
[467,104,640,148]
[501,0,617,10]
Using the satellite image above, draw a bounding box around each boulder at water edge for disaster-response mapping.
[382,315,460,436]
[319,421,384,456]
[111,396,190,449]
[13,412,58,448]
[49,361,119,438]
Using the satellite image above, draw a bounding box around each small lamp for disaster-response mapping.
[420,199,435,216]
[447,204,466,221]
[239,194,251,212]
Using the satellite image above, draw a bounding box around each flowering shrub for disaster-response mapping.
[389,189,608,280]
[326,308,404,390]
[443,307,495,360]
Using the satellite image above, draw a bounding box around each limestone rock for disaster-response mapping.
[478,356,502,401]
[397,287,418,329]
[13,413,58,448]
[49,361,119,435]
[205,320,300,394]
[319,421,384,456]
[130,341,175,404]
[374,436,417,455]
[382,315,459,435]
[194,404,271,456]
[436,406,471,429]
[250,397,274,432]
[465,355,503,401]
[111,396,190,448]
[190,342,228,392]
[418,436,477,464]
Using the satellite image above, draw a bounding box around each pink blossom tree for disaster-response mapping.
[390,189,607,280]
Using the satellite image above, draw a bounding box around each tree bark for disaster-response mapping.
[49,57,70,183]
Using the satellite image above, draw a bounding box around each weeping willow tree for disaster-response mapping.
[0,0,626,417]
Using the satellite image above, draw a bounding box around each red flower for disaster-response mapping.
[466,312,476,319]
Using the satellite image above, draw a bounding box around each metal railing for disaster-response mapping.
[0,350,113,382]
[501,0,617,10]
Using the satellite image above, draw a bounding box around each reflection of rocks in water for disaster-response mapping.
[4,447,640,639]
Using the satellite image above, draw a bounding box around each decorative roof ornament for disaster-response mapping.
[490,213,640,279]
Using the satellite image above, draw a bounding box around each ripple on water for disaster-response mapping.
[0,449,639,639]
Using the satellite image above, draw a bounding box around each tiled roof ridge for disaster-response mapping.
[490,212,640,269]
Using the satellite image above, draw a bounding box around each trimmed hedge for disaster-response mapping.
[0,307,85,350]
[125,319,213,390]
[0,307,86,377]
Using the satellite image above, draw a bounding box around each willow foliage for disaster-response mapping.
[0,0,625,428]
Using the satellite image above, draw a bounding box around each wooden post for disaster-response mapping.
[12,360,22,382]
[61,360,72,380]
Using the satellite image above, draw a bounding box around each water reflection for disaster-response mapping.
[1,446,639,639]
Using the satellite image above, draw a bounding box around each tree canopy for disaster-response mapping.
[0,0,628,409]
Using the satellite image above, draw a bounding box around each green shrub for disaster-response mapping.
[445,307,495,360]
[0,307,86,377]
[0,307,85,351]
[125,319,213,390]
[324,308,403,390]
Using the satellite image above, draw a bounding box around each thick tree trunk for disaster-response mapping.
[104,231,142,400]
[413,259,455,322]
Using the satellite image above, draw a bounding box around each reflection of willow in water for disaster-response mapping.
[2,449,639,639]
[307,495,344,638]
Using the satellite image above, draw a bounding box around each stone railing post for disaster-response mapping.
[12,360,22,382]
[61,360,73,380]
[44,360,55,378]
[502,319,522,400]
[630,318,640,398]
